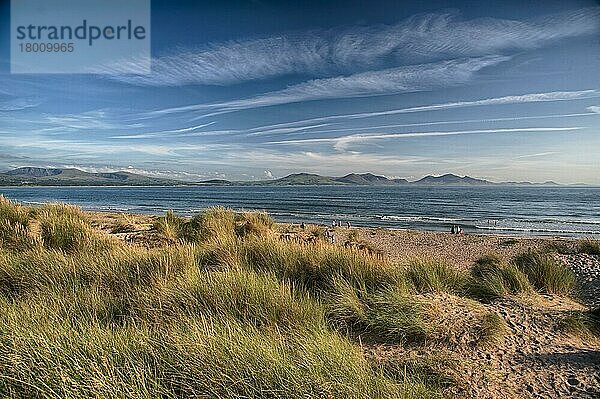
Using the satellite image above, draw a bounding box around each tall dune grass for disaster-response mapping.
[513,251,576,295]
[0,202,443,397]
[578,239,600,255]
[467,255,533,301]
[406,259,468,295]
[153,207,275,244]
[0,196,36,250]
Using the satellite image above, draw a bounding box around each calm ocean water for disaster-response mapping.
[1,186,599,238]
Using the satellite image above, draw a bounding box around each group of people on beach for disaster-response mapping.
[299,220,351,229]
[332,220,351,228]
[298,220,351,244]
[450,225,463,234]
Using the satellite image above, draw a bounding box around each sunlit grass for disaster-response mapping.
[0,200,583,397]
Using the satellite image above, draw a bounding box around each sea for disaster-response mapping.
[1,185,599,238]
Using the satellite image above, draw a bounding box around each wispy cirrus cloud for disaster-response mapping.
[110,122,217,139]
[205,56,509,111]
[112,122,331,140]
[148,56,509,116]
[113,90,598,142]
[0,97,43,111]
[1,110,146,135]
[102,7,600,87]
[265,127,584,151]
[252,112,598,138]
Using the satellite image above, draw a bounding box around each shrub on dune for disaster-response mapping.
[234,211,274,238]
[39,213,102,253]
[180,206,237,242]
[560,307,600,338]
[155,207,276,244]
[109,214,139,234]
[33,202,87,221]
[0,196,30,226]
[32,203,110,253]
[325,279,503,347]
[476,313,506,345]
[155,269,324,330]
[195,236,241,270]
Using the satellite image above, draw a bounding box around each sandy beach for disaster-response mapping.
[95,210,579,266]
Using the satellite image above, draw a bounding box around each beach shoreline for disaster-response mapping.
[1,184,598,239]
[89,210,581,269]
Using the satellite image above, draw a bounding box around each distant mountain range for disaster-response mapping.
[247,172,408,186]
[0,167,182,186]
[0,167,567,187]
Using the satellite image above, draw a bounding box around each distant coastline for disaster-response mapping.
[0,167,582,187]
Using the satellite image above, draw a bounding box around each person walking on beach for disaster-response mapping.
[346,221,351,228]
[451,225,456,234]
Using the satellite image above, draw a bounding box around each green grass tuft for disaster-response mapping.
[325,279,427,343]
[0,196,36,251]
[578,239,600,256]
[545,240,577,255]
[241,236,399,293]
[476,312,506,345]
[513,251,576,295]
[468,255,532,301]
[38,211,105,253]
[152,210,185,241]
[406,259,468,295]
[560,308,600,338]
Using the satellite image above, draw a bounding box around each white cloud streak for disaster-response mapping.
[336,90,600,120]
[110,122,216,139]
[218,89,598,128]
[260,112,598,137]
[515,151,558,159]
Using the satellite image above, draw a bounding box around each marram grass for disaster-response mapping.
[0,200,581,398]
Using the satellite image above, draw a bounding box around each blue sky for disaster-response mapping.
[0,0,599,183]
